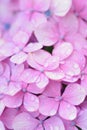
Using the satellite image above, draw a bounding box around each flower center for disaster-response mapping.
[71,121,76,126]
[44,9,51,17]
[4,23,11,30]
[55,96,63,101]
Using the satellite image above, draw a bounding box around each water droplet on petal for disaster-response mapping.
[67,71,74,76]
[73,63,79,69]
[28,106,36,111]
[50,109,57,116]
[55,126,59,130]
[50,125,59,130]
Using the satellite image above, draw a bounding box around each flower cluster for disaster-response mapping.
[0,0,87,130]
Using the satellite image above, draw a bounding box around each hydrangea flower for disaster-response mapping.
[39,82,86,120]
[0,0,87,130]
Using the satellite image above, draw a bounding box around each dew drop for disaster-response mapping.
[28,106,36,111]
[50,109,57,116]
[73,63,79,69]
[55,126,59,130]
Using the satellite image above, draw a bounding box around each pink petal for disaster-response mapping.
[59,101,77,120]
[24,93,39,112]
[43,80,61,97]
[30,12,47,28]
[53,42,73,61]
[12,112,39,130]
[36,73,49,88]
[27,54,44,71]
[12,30,29,47]
[79,19,87,38]
[20,69,40,83]
[27,83,45,94]
[0,100,5,115]
[0,62,4,75]
[44,116,65,130]
[80,100,87,110]
[27,50,50,71]
[44,56,59,70]
[33,0,50,11]
[5,82,22,96]
[66,33,87,55]
[73,0,87,14]
[0,41,16,57]
[0,121,5,130]
[63,120,78,130]
[61,51,85,77]
[30,50,50,66]
[0,76,8,94]
[3,92,23,108]
[39,95,58,116]
[11,63,24,81]
[45,68,65,80]
[10,51,27,64]
[63,83,86,105]
[81,75,87,94]
[20,0,50,11]
[24,42,43,53]
[1,108,18,129]
[34,21,59,46]
[51,0,72,16]
[76,110,87,130]
[36,124,43,130]
[3,63,10,81]
[19,0,32,10]
[59,12,78,35]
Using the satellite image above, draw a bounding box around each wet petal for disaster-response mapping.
[24,93,39,112]
[76,110,87,130]
[0,100,5,115]
[53,42,73,61]
[1,108,18,129]
[27,83,45,94]
[36,73,49,88]
[3,92,23,108]
[0,121,5,130]
[51,0,72,16]
[33,0,50,11]
[43,80,61,97]
[59,101,77,120]
[44,116,65,130]
[20,69,40,83]
[10,51,27,64]
[45,68,65,80]
[24,42,43,53]
[63,83,86,105]
[39,95,58,116]
[34,21,59,46]
[12,112,39,130]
